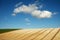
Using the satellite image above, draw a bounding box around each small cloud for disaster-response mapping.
[15,2,23,7]
[25,18,31,26]
[25,18,30,22]
[12,13,16,16]
[39,4,43,9]
[26,22,31,25]
[53,12,57,15]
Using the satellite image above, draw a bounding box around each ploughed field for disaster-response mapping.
[0,28,60,40]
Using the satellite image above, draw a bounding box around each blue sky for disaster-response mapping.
[0,0,60,29]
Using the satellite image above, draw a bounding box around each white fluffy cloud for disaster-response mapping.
[32,10,52,18]
[39,11,52,18]
[13,3,53,18]
[13,4,38,13]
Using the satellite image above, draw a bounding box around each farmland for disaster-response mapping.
[0,28,60,40]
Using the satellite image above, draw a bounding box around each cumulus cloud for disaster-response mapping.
[31,10,52,18]
[13,4,38,13]
[40,11,52,18]
[13,2,54,18]
[31,10,41,17]
[25,18,30,22]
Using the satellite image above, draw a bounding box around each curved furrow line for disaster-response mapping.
[15,29,42,40]
[51,28,60,40]
[53,29,60,40]
[0,29,32,40]
[41,28,59,40]
[40,29,54,40]
[22,29,48,40]
[9,29,34,40]
[21,29,44,40]
[32,28,53,40]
